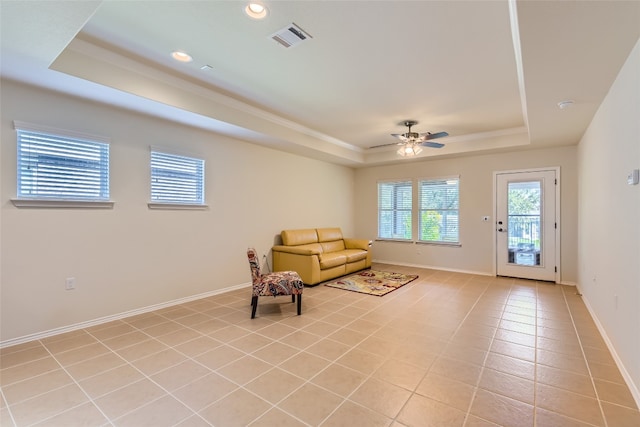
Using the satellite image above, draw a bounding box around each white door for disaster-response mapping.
[496,169,557,282]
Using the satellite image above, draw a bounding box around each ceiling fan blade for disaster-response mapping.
[420,141,445,148]
[423,131,449,140]
[368,142,403,149]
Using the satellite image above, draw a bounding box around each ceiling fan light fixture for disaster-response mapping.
[245,2,268,19]
[397,143,422,157]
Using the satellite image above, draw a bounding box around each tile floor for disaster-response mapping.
[1,264,639,426]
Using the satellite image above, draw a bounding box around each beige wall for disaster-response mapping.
[0,80,356,342]
[354,146,578,283]
[577,38,640,401]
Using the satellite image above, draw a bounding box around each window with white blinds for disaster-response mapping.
[150,151,205,205]
[16,127,110,201]
[378,180,413,240]
[418,177,459,244]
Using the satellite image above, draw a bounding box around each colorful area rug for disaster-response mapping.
[324,270,418,296]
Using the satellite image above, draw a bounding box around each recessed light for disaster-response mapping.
[171,51,193,63]
[245,2,268,19]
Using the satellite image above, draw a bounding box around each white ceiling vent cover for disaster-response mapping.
[270,23,312,48]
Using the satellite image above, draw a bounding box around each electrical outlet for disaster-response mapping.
[65,277,76,290]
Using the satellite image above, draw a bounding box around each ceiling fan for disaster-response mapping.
[369,120,449,149]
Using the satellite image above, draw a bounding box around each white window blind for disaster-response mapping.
[378,180,413,240]
[418,178,459,244]
[16,128,110,201]
[150,151,205,205]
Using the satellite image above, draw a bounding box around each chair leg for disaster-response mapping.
[291,295,295,303]
[297,294,302,315]
[251,296,258,319]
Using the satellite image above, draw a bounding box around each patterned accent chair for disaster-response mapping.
[247,248,304,319]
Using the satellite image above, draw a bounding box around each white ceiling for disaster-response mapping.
[1,1,639,167]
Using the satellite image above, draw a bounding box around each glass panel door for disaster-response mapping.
[496,170,557,282]
[508,180,541,266]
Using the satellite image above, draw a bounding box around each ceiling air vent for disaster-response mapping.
[270,23,312,48]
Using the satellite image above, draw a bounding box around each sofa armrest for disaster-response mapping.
[272,244,322,256]
[344,238,372,251]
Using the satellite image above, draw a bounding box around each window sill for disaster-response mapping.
[375,239,461,248]
[148,203,209,210]
[417,241,462,247]
[11,199,114,209]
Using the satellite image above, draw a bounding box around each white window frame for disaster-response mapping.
[377,179,413,241]
[148,148,207,210]
[11,121,113,209]
[418,176,460,245]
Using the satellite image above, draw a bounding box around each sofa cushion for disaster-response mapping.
[281,229,318,246]
[273,243,322,255]
[318,252,347,269]
[321,240,346,253]
[342,249,368,263]
[317,227,343,242]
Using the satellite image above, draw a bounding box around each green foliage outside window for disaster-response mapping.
[419,178,459,243]
[421,211,442,241]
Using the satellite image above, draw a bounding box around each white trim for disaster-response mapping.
[507,0,530,132]
[372,259,492,277]
[493,167,561,283]
[375,238,413,243]
[149,145,203,160]
[11,199,114,209]
[417,174,460,182]
[559,280,577,287]
[416,176,460,245]
[13,120,111,144]
[0,282,251,349]
[147,202,209,210]
[578,288,640,409]
[376,177,414,185]
[415,241,462,248]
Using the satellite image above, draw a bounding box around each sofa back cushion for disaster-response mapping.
[317,228,343,242]
[321,240,346,253]
[317,228,345,253]
[281,229,318,246]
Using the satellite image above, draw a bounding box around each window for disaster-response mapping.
[150,150,205,206]
[16,124,110,202]
[378,180,412,240]
[418,177,459,244]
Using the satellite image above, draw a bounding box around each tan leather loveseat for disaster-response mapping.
[272,228,372,285]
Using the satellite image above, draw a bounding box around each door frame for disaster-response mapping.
[492,167,561,283]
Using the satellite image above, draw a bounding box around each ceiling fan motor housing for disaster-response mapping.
[404,132,420,139]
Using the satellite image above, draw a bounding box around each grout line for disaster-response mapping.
[460,277,511,426]
[533,281,540,426]
[0,389,18,427]
[560,284,609,427]
[27,341,116,427]
[3,267,637,426]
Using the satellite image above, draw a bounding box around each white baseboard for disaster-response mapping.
[373,260,578,286]
[578,287,640,409]
[372,259,493,277]
[560,280,577,286]
[0,282,252,349]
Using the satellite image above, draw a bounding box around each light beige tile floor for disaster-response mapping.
[1,264,639,426]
